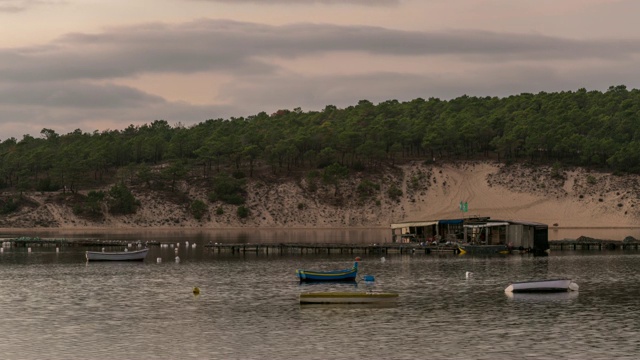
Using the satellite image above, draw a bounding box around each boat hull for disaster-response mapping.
[458,244,510,255]
[86,248,149,261]
[296,262,358,282]
[300,292,399,304]
[505,279,578,293]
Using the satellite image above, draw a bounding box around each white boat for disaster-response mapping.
[506,291,579,301]
[85,248,149,261]
[504,279,578,293]
[299,291,399,304]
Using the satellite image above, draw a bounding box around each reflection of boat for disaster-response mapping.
[505,279,579,293]
[299,291,399,304]
[86,248,149,261]
[506,291,578,301]
[458,244,510,255]
[296,261,358,282]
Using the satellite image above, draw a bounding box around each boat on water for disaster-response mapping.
[299,291,399,304]
[458,244,510,255]
[506,291,579,301]
[85,248,149,261]
[504,279,579,293]
[296,261,358,282]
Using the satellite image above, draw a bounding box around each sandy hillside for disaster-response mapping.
[1,161,639,230]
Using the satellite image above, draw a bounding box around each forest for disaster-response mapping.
[1,85,639,217]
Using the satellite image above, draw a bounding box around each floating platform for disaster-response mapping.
[299,291,399,304]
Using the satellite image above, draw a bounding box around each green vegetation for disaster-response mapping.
[0,196,19,214]
[208,173,246,205]
[237,206,250,219]
[2,86,640,200]
[107,183,139,214]
[190,199,208,220]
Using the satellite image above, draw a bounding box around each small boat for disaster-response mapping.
[296,261,358,282]
[506,291,578,301]
[86,248,149,261]
[299,291,399,304]
[458,244,510,255]
[505,279,579,293]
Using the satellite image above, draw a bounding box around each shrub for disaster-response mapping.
[237,206,250,218]
[107,183,139,214]
[190,199,208,220]
[387,184,403,201]
[586,175,597,185]
[215,206,224,215]
[0,197,19,214]
[357,180,380,198]
[209,174,246,205]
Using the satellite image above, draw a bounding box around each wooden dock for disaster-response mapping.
[2,236,639,254]
[202,243,450,255]
[549,239,640,251]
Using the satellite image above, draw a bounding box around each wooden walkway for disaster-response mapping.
[2,236,639,253]
[202,243,450,255]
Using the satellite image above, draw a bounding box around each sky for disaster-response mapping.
[1,0,640,140]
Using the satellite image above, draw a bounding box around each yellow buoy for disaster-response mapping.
[193,287,200,295]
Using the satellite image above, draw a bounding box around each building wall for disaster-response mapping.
[507,225,534,248]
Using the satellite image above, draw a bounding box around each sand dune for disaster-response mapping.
[1,161,638,230]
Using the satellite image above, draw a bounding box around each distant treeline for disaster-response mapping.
[1,85,639,193]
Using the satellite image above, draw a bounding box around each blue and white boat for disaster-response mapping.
[296,261,358,282]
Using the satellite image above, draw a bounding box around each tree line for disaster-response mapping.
[2,84,640,196]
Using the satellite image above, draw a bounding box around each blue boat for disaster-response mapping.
[296,261,358,282]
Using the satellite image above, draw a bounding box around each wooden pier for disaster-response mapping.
[202,243,452,255]
[549,239,640,251]
[2,236,639,254]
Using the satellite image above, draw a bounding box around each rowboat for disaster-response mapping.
[299,292,399,304]
[296,261,358,282]
[506,291,579,301]
[504,279,579,293]
[85,248,149,261]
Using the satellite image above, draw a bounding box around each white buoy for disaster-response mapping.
[381,257,386,263]
[157,257,162,263]
[186,241,189,247]
[56,247,59,253]
[28,247,31,253]
[1,248,3,253]
[128,243,132,247]
[466,271,473,279]
[124,248,128,252]
[101,247,105,252]
[192,244,196,248]
[175,256,180,263]
[176,243,180,247]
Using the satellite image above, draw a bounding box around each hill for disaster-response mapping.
[1,161,638,230]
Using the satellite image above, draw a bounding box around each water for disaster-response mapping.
[1,241,640,359]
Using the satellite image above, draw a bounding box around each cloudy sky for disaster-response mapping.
[1,0,639,140]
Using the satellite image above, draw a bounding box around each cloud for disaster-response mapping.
[2,19,640,84]
[2,18,640,140]
[188,0,400,5]
[0,0,61,13]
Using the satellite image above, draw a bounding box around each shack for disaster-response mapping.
[390,216,549,254]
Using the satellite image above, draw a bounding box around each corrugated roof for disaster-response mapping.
[390,221,438,229]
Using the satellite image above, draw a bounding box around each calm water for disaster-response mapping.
[1,236,640,360]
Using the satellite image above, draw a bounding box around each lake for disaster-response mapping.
[1,231,640,360]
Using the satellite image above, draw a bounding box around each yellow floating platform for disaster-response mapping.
[299,291,399,304]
